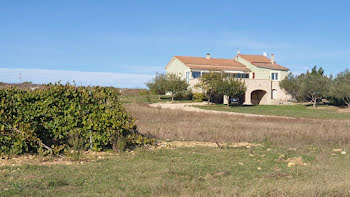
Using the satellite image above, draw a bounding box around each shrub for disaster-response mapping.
[138,89,151,96]
[174,90,193,100]
[138,89,152,103]
[193,93,206,102]
[0,83,154,156]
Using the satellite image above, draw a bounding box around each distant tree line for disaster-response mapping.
[280,66,350,108]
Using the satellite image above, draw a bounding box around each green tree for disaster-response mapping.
[279,73,303,101]
[195,72,223,104]
[331,69,350,107]
[280,66,330,107]
[301,66,330,108]
[146,73,167,100]
[218,78,246,105]
[165,73,188,102]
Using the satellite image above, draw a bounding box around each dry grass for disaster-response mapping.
[3,102,350,196]
[125,102,350,147]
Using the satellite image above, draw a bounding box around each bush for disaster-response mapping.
[138,89,151,96]
[193,93,206,102]
[0,83,154,156]
[138,89,152,103]
[174,90,193,100]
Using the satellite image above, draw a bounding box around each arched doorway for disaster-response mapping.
[251,90,267,105]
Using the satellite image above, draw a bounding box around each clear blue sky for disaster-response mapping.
[1,0,350,87]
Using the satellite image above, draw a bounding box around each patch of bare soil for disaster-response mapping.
[153,140,260,149]
[278,154,308,167]
[0,151,115,167]
[285,157,308,167]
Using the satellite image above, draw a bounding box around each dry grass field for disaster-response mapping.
[2,100,350,196]
[125,102,350,147]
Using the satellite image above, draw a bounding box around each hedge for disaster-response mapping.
[0,83,153,156]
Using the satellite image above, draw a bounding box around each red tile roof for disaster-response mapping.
[187,65,251,72]
[237,54,289,70]
[174,56,251,72]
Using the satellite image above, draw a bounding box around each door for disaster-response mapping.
[272,89,277,99]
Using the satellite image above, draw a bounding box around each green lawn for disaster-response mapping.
[2,145,350,196]
[194,104,350,119]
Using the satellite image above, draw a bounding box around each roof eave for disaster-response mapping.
[165,56,190,69]
[255,65,289,71]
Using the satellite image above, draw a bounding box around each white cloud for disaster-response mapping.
[0,68,153,88]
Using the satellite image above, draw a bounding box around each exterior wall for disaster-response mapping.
[271,81,293,102]
[165,58,191,80]
[235,56,288,81]
[189,78,201,93]
[242,79,292,105]
[243,79,271,104]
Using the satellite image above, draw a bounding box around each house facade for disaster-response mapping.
[165,53,292,105]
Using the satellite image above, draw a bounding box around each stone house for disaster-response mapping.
[165,53,292,104]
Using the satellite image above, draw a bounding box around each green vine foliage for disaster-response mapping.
[0,83,154,156]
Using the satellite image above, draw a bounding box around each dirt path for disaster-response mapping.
[149,102,350,122]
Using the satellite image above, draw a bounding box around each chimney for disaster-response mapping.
[271,53,275,64]
[206,53,211,59]
[237,48,240,55]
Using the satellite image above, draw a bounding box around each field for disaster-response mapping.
[195,104,350,119]
[2,146,350,196]
[126,102,350,146]
[2,96,350,196]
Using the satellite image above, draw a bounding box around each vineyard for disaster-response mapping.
[0,83,153,156]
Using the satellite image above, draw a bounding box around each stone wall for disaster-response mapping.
[243,79,292,105]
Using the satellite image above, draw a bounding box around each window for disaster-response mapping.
[242,74,249,78]
[271,72,279,80]
[234,73,249,78]
[192,72,201,79]
[186,72,189,83]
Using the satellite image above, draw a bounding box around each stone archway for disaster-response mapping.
[251,90,267,105]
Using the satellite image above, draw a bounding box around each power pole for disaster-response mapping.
[19,72,22,83]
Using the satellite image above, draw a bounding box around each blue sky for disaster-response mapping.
[1,0,350,88]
